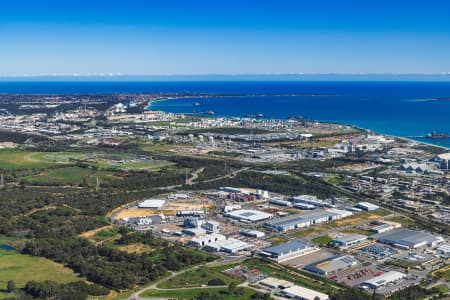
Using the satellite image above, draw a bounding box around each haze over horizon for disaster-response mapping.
[1,0,450,76]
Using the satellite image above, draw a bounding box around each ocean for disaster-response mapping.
[1,81,450,148]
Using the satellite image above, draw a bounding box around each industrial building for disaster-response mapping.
[264,209,351,232]
[362,271,406,289]
[189,233,226,247]
[377,229,443,249]
[281,285,329,300]
[369,220,402,234]
[305,255,360,276]
[225,209,273,223]
[239,229,265,238]
[292,195,327,207]
[204,237,253,254]
[260,240,319,262]
[331,234,368,249]
[258,277,293,289]
[137,199,166,209]
[202,220,221,233]
[355,202,379,211]
[269,198,292,207]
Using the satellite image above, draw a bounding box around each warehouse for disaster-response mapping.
[205,237,253,254]
[264,209,351,232]
[377,229,443,249]
[269,198,292,207]
[258,277,293,289]
[260,240,319,262]
[305,255,360,276]
[281,285,329,300]
[225,209,272,223]
[369,220,401,234]
[331,234,368,249]
[137,199,166,209]
[239,229,265,238]
[355,202,379,211]
[189,233,226,247]
[292,195,326,207]
[362,271,406,289]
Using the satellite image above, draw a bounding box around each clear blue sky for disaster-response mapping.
[1,0,450,76]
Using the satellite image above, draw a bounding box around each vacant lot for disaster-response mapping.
[157,265,240,289]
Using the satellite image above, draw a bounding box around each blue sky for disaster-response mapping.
[1,0,450,76]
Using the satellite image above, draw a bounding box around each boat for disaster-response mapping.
[204,111,215,115]
[193,102,200,107]
[426,131,449,139]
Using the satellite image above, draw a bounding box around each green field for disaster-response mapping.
[157,265,240,289]
[141,287,258,300]
[311,235,333,245]
[0,248,81,297]
[23,166,94,185]
[0,149,169,172]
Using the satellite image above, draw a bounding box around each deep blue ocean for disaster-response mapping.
[1,81,450,148]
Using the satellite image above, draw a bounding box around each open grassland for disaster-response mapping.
[0,248,81,293]
[23,167,119,186]
[157,265,240,289]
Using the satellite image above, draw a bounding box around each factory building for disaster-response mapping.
[225,209,273,223]
[362,271,406,289]
[259,240,319,262]
[331,234,368,249]
[305,255,360,276]
[264,209,351,232]
[377,229,443,249]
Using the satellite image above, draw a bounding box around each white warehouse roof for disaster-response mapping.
[138,199,166,208]
[363,271,406,289]
[282,285,329,300]
[225,209,272,223]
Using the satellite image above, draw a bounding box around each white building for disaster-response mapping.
[137,199,166,209]
[362,271,406,289]
[281,285,329,300]
[225,209,273,223]
[189,233,226,247]
[355,202,379,211]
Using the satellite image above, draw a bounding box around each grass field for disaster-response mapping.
[23,167,119,186]
[0,149,169,172]
[157,265,240,289]
[312,235,333,245]
[0,248,81,296]
[141,287,257,300]
[265,235,289,245]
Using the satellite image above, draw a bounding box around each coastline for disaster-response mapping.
[147,96,450,151]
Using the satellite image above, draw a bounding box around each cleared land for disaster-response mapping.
[0,248,81,295]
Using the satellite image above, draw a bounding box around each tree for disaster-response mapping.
[6,280,15,292]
